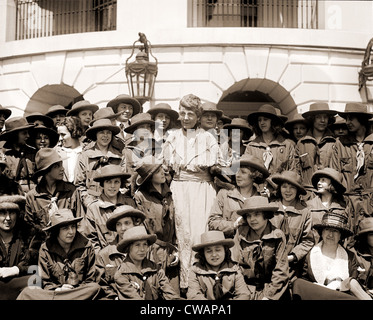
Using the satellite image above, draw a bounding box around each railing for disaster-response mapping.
[16,0,117,40]
[189,0,318,29]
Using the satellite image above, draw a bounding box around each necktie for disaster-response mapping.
[354,142,365,181]
[263,146,273,169]
[280,210,290,242]
[213,275,224,300]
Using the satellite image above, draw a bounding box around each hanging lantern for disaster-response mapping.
[125,32,158,106]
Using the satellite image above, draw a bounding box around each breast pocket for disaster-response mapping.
[340,157,352,173]
[367,152,373,169]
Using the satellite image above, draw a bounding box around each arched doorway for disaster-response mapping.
[24,84,83,116]
[217,78,297,119]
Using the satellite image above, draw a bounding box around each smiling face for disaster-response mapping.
[78,110,93,127]
[35,132,51,149]
[317,177,332,195]
[179,106,198,130]
[96,130,112,148]
[57,224,77,246]
[57,125,73,148]
[117,103,133,122]
[0,209,17,232]
[103,177,122,198]
[204,245,225,269]
[280,182,298,205]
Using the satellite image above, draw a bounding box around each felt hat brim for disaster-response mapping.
[66,104,99,116]
[117,234,157,253]
[106,208,146,231]
[124,120,155,134]
[147,108,179,121]
[302,110,337,118]
[107,97,141,116]
[247,112,285,126]
[271,175,307,195]
[136,163,163,187]
[192,239,234,251]
[42,217,83,232]
[85,124,120,141]
[0,124,35,141]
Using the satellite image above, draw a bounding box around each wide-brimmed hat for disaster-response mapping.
[313,211,353,240]
[106,205,146,232]
[247,104,285,126]
[311,167,346,194]
[0,195,26,212]
[329,115,348,130]
[43,208,83,232]
[338,102,373,119]
[302,102,337,119]
[284,113,308,131]
[222,118,253,137]
[45,105,68,118]
[90,107,124,126]
[124,113,155,134]
[29,125,60,148]
[232,154,269,178]
[117,225,157,253]
[236,196,279,217]
[0,105,12,119]
[0,117,35,141]
[147,103,179,122]
[275,108,288,123]
[85,118,120,141]
[271,170,307,195]
[219,114,232,125]
[192,230,234,251]
[135,155,163,187]
[107,94,141,116]
[93,164,132,186]
[33,148,67,178]
[26,112,54,128]
[355,217,373,239]
[201,102,223,118]
[66,100,99,117]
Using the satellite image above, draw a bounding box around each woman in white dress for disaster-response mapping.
[162,94,220,293]
[56,116,84,183]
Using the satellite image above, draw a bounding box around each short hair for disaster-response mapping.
[194,246,232,267]
[240,165,265,184]
[179,94,203,119]
[61,116,84,139]
[275,181,303,200]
